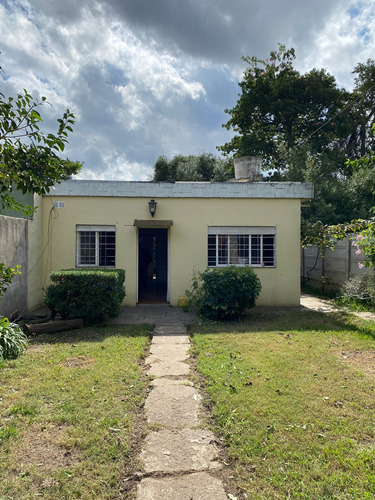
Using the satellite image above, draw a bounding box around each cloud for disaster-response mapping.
[115,83,148,131]
[298,2,375,88]
[0,0,208,176]
[0,0,374,180]
[75,152,153,181]
[105,0,347,64]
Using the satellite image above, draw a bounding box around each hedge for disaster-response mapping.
[44,269,125,324]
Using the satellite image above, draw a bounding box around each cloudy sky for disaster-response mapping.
[1,0,374,181]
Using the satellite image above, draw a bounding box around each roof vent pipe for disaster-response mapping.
[234,156,263,181]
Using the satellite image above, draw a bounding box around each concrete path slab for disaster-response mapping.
[147,343,190,362]
[151,378,193,388]
[147,359,190,377]
[154,325,188,335]
[107,306,198,325]
[146,353,190,366]
[150,343,190,355]
[145,384,200,427]
[151,334,190,344]
[136,322,228,499]
[140,428,222,473]
[137,472,228,500]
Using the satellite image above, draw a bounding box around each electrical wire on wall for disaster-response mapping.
[302,246,320,286]
[42,203,58,291]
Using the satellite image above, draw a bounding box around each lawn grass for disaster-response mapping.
[190,309,375,499]
[0,324,151,499]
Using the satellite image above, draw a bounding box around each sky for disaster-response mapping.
[0,0,374,181]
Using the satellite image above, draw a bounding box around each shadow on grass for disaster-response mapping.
[27,324,153,346]
[191,307,375,342]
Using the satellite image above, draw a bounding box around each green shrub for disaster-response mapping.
[44,269,126,324]
[187,266,261,320]
[0,316,28,361]
[0,263,21,300]
[340,274,375,308]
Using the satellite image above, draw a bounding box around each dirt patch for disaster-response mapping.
[341,350,375,377]
[13,425,80,470]
[62,355,95,368]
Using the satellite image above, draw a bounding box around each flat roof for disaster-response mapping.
[49,180,313,200]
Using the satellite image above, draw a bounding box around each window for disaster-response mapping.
[208,227,275,267]
[76,225,115,267]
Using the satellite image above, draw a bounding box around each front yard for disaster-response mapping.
[1,309,375,499]
[0,324,150,499]
[191,309,375,499]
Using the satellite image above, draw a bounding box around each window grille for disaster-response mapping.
[76,226,115,267]
[208,227,275,267]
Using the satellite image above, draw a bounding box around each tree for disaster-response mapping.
[151,153,233,182]
[218,44,349,172]
[302,127,375,266]
[1,65,81,299]
[1,87,81,214]
[346,142,375,219]
[219,45,375,226]
[347,59,375,158]
[153,155,170,182]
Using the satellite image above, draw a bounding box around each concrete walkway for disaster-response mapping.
[107,304,198,325]
[300,293,375,321]
[108,296,373,498]
[108,293,375,329]
[136,324,228,500]
[300,293,338,313]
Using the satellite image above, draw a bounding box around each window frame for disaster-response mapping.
[76,225,116,268]
[207,227,276,268]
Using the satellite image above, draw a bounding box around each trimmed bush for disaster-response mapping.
[64,268,126,305]
[0,316,28,361]
[188,266,261,320]
[44,269,126,324]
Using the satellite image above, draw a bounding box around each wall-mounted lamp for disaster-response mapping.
[148,199,157,217]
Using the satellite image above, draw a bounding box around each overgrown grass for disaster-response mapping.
[191,309,375,499]
[0,324,151,499]
[302,283,375,313]
[335,294,375,313]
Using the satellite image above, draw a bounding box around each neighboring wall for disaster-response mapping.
[0,215,28,317]
[301,238,373,289]
[0,194,44,317]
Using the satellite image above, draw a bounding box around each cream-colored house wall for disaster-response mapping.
[27,194,44,311]
[42,195,301,306]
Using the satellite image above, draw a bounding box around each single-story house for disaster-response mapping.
[0,159,313,314]
[39,176,313,307]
